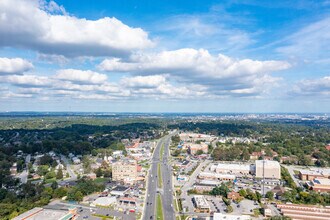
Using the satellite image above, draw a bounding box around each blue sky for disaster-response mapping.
[0,0,329,112]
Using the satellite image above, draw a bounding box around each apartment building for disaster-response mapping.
[112,159,137,184]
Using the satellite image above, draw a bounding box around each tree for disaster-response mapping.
[45,171,56,179]
[222,197,231,206]
[53,187,68,198]
[103,169,112,178]
[56,168,63,179]
[210,184,230,197]
[95,168,103,177]
[82,156,91,174]
[266,191,274,200]
[242,148,250,161]
[196,149,204,155]
[74,191,83,202]
[239,189,247,198]
[37,165,49,176]
[51,181,58,190]
[226,205,233,213]
[256,191,262,203]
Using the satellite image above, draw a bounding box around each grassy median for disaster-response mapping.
[160,143,164,160]
[158,163,162,188]
[157,194,164,220]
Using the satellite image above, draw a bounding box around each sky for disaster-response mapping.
[0,0,329,113]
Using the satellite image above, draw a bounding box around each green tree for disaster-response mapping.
[53,187,68,198]
[95,168,103,177]
[265,191,274,200]
[239,189,247,197]
[56,168,63,179]
[45,171,56,179]
[74,191,83,202]
[226,205,233,213]
[51,181,58,190]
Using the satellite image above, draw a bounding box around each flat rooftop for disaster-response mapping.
[112,185,129,192]
[193,195,210,209]
[12,207,73,220]
[256,160,280,168]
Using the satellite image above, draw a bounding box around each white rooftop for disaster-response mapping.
[213,213,251,220]
[193,195,210,209]
[256,160,280,168]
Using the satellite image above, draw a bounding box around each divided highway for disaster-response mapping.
[143,132,175,220]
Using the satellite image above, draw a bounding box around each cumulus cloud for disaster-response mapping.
[99,48,291,97]
[292,76,330,97]
[0,57,33,75]
[54,69,108,84]
[0,0,153,57]
[0,75,51,87]
[120,75,167,88]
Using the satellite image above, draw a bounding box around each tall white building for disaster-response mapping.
[255,160,281,179]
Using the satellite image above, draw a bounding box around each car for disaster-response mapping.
[106,214,109,216]
[83,216,88,219]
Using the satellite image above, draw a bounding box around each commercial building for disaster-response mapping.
[12,207,77,220]
[309,178,330,192]
[110,185,130,197]
[112,159,137,184]
[92,197,116,207]
[192,195,211,213]
[198,172,235,181]
[187,143,208,155]
[211,163,251,175]
[255,160,281,179]
[277,204,330,220]
[299,169,330,181]
[179,133,216,142]
[213,213,251,220]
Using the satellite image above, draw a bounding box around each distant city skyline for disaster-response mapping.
[0,0,329,112]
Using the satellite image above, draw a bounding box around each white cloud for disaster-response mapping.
[0,57,33,75]
[153,7,255,53]
[277,17,330,60]
[54,69,108,84]
[292,76,330,97]
[99,48,291,97]
[120,75,167,88]
[0,0,153,57]
[0,74,51,87]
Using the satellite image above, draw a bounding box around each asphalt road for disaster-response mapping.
[143,131,177,220]
[18,154,31,184]
[143,137,163,220]
[61,155,77,181]
[160,134,175,220]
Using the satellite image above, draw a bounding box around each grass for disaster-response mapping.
[92,214,114,219]
[174,199,178,212]
[177,199,183,212]
[158,163,162,188]
[93,177,109,184]
[156,194,164,220]
[160,143,165,160]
